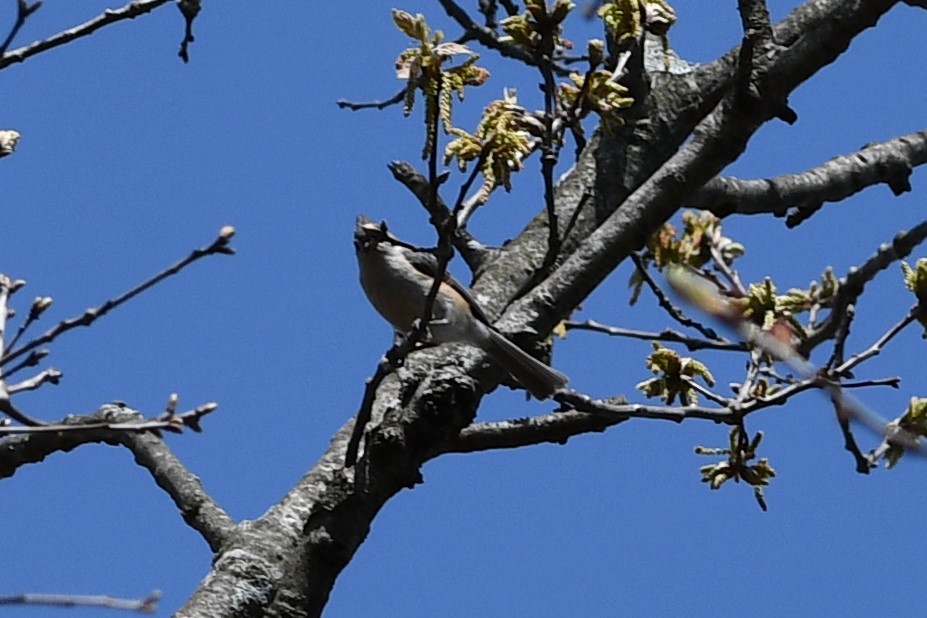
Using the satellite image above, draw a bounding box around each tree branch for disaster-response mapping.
[440,409,623,454]
[691,130,927,222]
[437,0,571,76]
[0,0,173,70]
[1,226,236,367]
[119,415,235,552]
[802,220,927,354]
[565,319,746,352]
[0,590,160,613]
[0,404,233,550]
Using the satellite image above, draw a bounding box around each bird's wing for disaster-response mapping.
[402,248,493,325]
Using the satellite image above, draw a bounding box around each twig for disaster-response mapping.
[387,160,484,271]
[0,0,173,70]
[0,401,217,436]
[437,0,571,76]
[0,0,42,58]
[1,226,236,367]
[0,349,48,380]
[533,2,563,272]
[565,319,745,351]
[825,303,854,371]
[834,400,874,474]
[554,390,736,423]
[682,376,731,406]
[6,368,61,394]
[631,254,723,341]
[177,0,201,63]
[337,89,407,112]
[439,409,623,455]
[802,220,927,355]
[710,244,747,295]
[6,296,53,352]
[0,590,160,613]
[834,305,922,375]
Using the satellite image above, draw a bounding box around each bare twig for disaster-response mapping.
[177,0,201,63]
[1,226,236,367]
[682,376,731,406]
[0,403,232,548]
[6,367,61,394]
[0,0,42,58]
[802,220,927,355]
[0,349,48,380]
[387,160,484,270]
[337,89,408,111]
[0,0,173,70]
[0,401,217,436]
[348,83,457,467]
[554,390,736,424]
[0,590,160,613]
[565,319,745,352]
[631,254,724,341]
[834,305,923,375]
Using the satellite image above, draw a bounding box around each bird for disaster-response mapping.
[354,215,568,399]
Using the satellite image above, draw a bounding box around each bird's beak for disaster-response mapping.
[354,214,390,250]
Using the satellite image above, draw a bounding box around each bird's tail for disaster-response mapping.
[483,329,568,399]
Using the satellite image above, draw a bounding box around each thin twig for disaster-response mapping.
[177,0,200,63]
[631,254,724,341]
[554,390,736,423]
[682,376,731,406]
[565,319,745,351]
[347,81,455,467]
[0,590,160,613]
[0,402,217,435]
[0,0,173,70]
[337,88,407,112]
[834,305,922,375]
[1,226,236,367]
[0,0,42,58]
[802,220,927,354]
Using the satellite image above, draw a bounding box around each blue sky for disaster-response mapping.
[1,1,926,616]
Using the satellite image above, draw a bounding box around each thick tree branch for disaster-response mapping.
[691,130,927,221]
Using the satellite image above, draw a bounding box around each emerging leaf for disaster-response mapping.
[500,0,575,52]
[392,9,488,144]
[444,91,533,203]
[636,342,715,405]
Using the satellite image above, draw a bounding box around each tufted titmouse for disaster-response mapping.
[354,216,568,399]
